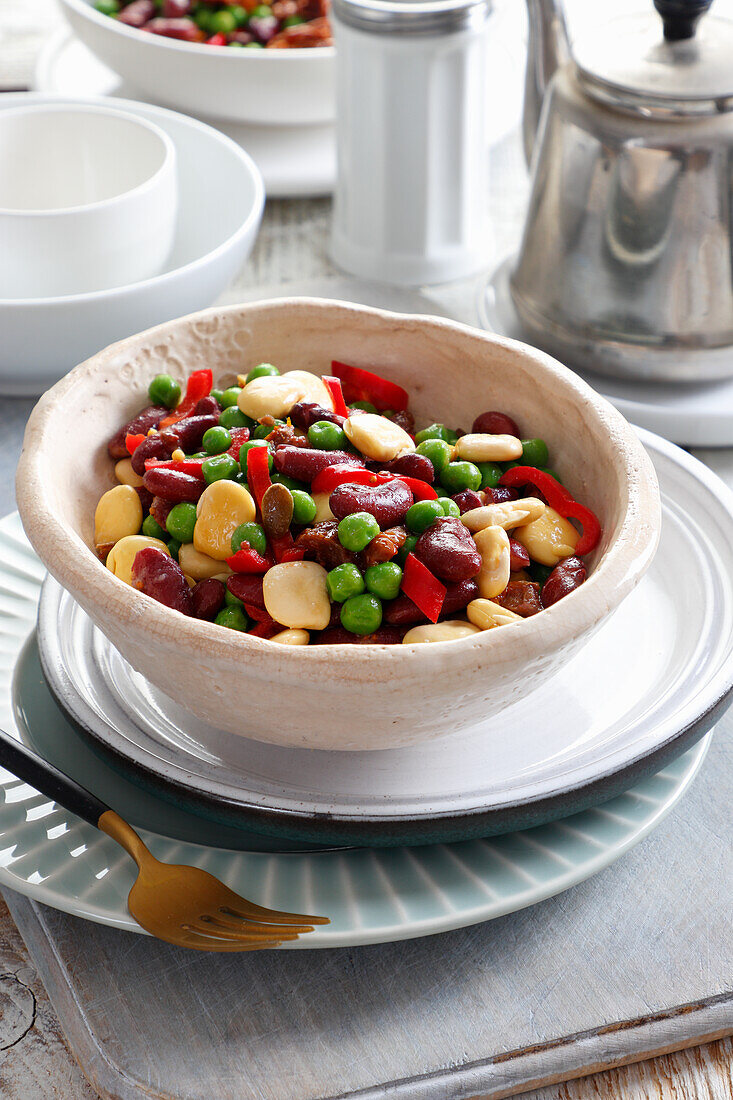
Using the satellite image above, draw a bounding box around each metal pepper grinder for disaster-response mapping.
[329,0,493,286]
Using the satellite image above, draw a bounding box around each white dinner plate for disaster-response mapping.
[480,257,733,448]
[0,511,712,944]
[36,430,733,847]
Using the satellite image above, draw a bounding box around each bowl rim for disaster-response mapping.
[16,297,661,671]
[0,93,264,307]
[61,0,335,59]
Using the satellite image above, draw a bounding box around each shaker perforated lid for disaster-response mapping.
[331,0,490,35]
[573,1,733,112]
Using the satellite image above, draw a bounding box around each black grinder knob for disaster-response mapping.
[654,0,714,40]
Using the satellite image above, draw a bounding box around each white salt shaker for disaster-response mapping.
[330,0,492,286]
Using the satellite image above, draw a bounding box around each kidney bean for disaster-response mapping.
[389,409,415,435]
[130,434,170,476]
[414,517,481,583]
[362,526,408,567]
[274,446,363,483]
[486,485,519,504]
[143,467,206,503]
[296,521,356,570]
[330,479,413,528]
[452,489,484,514]
[289,402,345,431]
[135,487,154,514]
[315,625,405,645]
[160,413,218,454]
[249,14,279,41]
[194,395,221,417]
[541,556,587,607]
[191,578,226,620]
[149,495,172,530]
[261,484,294,540]
[131,547,193,615]
[108,405,168,459]
[472,410,520,437]
[144,16,206,40]
[381,452,434,483]
[495,580,541,617]
[227,574,265,609]
[509,538,530,572]
[117,0,155,26]
[384,578,478,625]
[163,0,192,16]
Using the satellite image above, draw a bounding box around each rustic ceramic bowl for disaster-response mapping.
[17,299,660,751]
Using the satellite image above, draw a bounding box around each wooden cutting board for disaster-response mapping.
[3,724,731,1100]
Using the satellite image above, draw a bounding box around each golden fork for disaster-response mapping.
[0,727,328,951]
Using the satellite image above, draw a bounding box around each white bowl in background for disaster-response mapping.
[0,103,176,298]
[58,0,335,126]
[0,94,264,396]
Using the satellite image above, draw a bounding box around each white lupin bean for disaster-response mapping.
[473,525,511,599]
[467,598,523,630]
[114,458,144,488]
[402,621,482,644]
[263,561,331,630]
[95,484,143,552]
[312,491,336,523]
[179,544,232,581]
[461,497,546,533]
[454,433,523,463]
[106,535,169,586]
[271,628,311,645]
[193,481,256,561]
[343,413,415,462]
[513,506,580,566]
[237,371,334,421]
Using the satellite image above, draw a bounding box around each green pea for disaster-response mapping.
[224,588,244,608]
[142,515,166,540]
[215,606,249,632]
[250,3,272,13]
[253,420,284,440]
[415,423,451,445]
[476,462,503,490]
[437,497,460,518]
[220,386,242,409]
[272,473,305,491]
[381,409,395,420]
[228,41,245,46]
[539,467,564,485]
[397,534,418,564]
[166,503,197,543]
[444,428,460,446]
[246,362,279,383]
[219,406,252,430]
[308,421,347,450]
[291,489,317,525]
[167,538,181,560]
[349,400,378,414]
[282,13,305,24]
[210,388,224,404]
[406,499,444,534]
[416,438,454,475]
[337,512,380,552]
[326,563,365,603]
[521,438,549,468]
[231,522,267,556]
[202,426,232,455]
[239,440,273,474]
[439,461,482,493]
[365,562,402,600]
[340,594,382,635]
[147,372,181,409]
[244,41,264,47]
[95,0,119,15]
[209,7,237,32]
[202,454,239,484]
[194,7,213,29]
[229,3,248,24]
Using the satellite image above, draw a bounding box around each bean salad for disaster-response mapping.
[97,362,602,645]
[95,0,331,49]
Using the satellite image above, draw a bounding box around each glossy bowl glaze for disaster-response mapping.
[17,299,661,751]
[59,0,334,126]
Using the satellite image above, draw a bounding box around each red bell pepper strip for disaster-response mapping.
[401,553,446,624]
[331,360,409,413]
[269,532,299,563]
[248,620,281,639]
[125,433,146,455]
[322,375,350,418]
[311,464,391,495]
[279,547,306,562]
[246,446,271,512]
[226,427,250,460]
[158,369,213,429]
[144,458,205,477]
[207,32,227,44]
[226,547,271,573]
[390,474,438,501]
[244,603,272,622]
[498,466,601,556]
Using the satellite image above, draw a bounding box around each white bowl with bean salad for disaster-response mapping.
[17,299,660,750]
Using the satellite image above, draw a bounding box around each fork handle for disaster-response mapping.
[0,725,109,828]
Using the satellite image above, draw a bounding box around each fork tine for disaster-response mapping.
[202,911,316,935]
[188,921,306,943]
[220,901,330,926]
